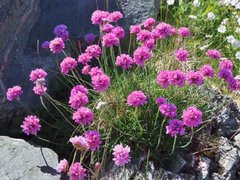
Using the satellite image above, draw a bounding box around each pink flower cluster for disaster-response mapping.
[60,57,77,74]
[112,144,131,166]
[159,103,177,118]
[182,106,202,127]
[200,64,214,77]
[178,27,191,37]
[69,91,89,110]
[21,115,41,135]
[56,159,69,173]
[166,119,185,137]
[127,91,147,107]
[72,107,94,125]
[133,46,152,66]
[6,86,23,101]
[49,37,65,54]
[54,24,69,41]
[175,48,189,62]
[186,71,204,86]
[84,33,96,44]
[69,162,86,180]
[206,49,221,59]
[115,54,134,69]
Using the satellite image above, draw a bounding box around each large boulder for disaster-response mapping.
[0,136,60,180]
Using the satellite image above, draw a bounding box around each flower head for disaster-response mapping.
[112,144,131,166]
[60,57,77,74]
[133,46,152,66]
[56,159,69,173]
[102,33,119,47]
[85,45,102,58]
[78,53,92,65]
[49,37,65,54]
[218,68,233,80]
[169,70,186,87]
[166,119,185,137]
[127,91,147,107]
[130,25,141,34]
[152,22,172,39]
[69,136,89,151]
[102,23,114,33]
[89,67,104,77]
[69,162,87,180]
[69,92,89,110]
[137,30,152,42]
[108,11,123,22]
[82,65,91,75]
[33,85,47,96]
[91,74,110,93]
[41,41,50,49]
[218,59,233,70]
[112,26,125,39]
[84,33,96,44]
[159,103,177,118]
[178,27,191,37]
[206,49,221,59]
[71,85,88,96]
[156,70,170,88]
[156,97,167,106]
[175,48,189,62]
[115,54,134,69]
[21,115,41,135]
[187,71,204,86]
[6,86,23,101]
[84,130,102,151]
[143,18,155,29]
[72,107,94,125]
[91,10,109,25]
[200,64,214,77]
[182,106,202,127]
[30,68,47,82]
[53,24,69,41]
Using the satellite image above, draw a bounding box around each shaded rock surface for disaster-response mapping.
[0,136,59,180]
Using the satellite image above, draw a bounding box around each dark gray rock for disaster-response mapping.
[0,136,60,180]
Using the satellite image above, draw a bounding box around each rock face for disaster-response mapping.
[0,136,60,180]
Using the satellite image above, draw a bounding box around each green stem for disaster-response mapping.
[156,117,167,148]
[170,135,177,155]
[181,127,194,148]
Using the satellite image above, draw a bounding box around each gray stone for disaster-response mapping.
[118,0,159,24]
[234,133,240,149]
[198,157,211,179]
[0,136,60,180]
[165,153,187,173]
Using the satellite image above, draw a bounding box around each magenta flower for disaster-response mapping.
[69,92,89,110]
[200,64,214,77]
[56,159,69,173]
[218,68,233,80]
[182,106,202,127]
[112,144,131,166]
[115,54,134,69]
[6,86,23,101]
[169,70,186,87]
[29,68,48,82]
[102,23,114,33]
[218,59,233,70]
[41,41,50,49]
[33,85,47,96]
[187,71,204,86]
[108,11,123,22]
[102,33,119,47]
[85,45,102,58]
[156,70,170,88]
[78,53,92,65]
[91,10,109,25]
[53,24,69,41]
[89,67,104,77]
[170,28,177,35]
[178,27,190,37]
[72,107,94,125]
[112,26,125,39]
[159,103,177,118]
[82,65,91,75]
[91,74,110,92]
[69,162,87,180]
[133,46,152,66]
[166,119,185,137]
[137,29,152,42]
[69,136,89,151]
[21,115,41,135]
[156,97,167,106]
[143,18,155,29]
[60,57,77,74]
[206,49,221,59]
[227,77,237,91]
[130,25,141,34]
[143,38,156,50]
[127,91,147,107]
[49,37,65,54]
[152,22,172,39]
[71,85,88,96]
[175,48,189,62]
[84,33,96,44]
[84,130,102,151]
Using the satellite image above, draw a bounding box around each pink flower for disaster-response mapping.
[206,49,221,59]
[108,11,123,22]
[82,65,91,75]
[41,41,50,49]
[200,64,214,77]
[85,45,102,58]
[71,85,88,96]
[169,70,186,87]
[175,48,189,62]
[33,85,47,96]
[133,46,152,66]
[137,30,152,42]
[166,119,185,137]
[30,68,48,82]
[112,144,131,166]
[187,71,204,86]
[218,59,233,70]
[227,77,237,91]
[218,68,233,80]
[115,54,134,69]
[156,70,170,88]
[178,27,190,37]
[21,115,41,135]
[84,33,96,44]
[143,38,156,50]
[53,24,69,41]
[152,22,172,39]
[60,57,77,74]
[102,23,114,33]
[89,67,104,77]
[112,26,125,39]
[6,86,23,101]
[69,162,87,180]
[72,107,94,125]
[49,37,65,54]
[102,33,119,47]
[91,10,109,25]
[127,91,147,107]
[84,130,102,151]
[170,28,177,35]
[159,103,177,118]
[69,136,89,151]
[78,53,92,65]
[130,25,141,34]
[143,18,155,29]
[56,159,69,173]
[182,106,202,127]
[91,74,110,92]
[69,92,89,110]
[156,97,167,106]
